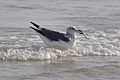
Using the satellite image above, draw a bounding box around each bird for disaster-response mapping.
[30,22,87,49]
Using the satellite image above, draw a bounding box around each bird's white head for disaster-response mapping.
[66,26,87,38]
[66,27,77,34]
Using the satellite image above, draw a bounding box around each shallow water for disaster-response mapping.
[0,57,120,80]
[0,0,120,80]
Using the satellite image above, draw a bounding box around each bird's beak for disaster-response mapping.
[76,29,88,39]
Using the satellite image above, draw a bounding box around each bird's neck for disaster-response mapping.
[66,32,76,41]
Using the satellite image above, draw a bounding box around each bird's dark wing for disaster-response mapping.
[30,22,69,42]
[40,28,70,42]
[30,26,70,42]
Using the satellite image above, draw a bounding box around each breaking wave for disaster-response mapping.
[0,29,120,61]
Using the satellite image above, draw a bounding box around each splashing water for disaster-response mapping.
[0,27,120,61]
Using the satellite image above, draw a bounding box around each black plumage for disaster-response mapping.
[30,22,69,42]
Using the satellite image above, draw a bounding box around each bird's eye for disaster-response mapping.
[72,28,75,30]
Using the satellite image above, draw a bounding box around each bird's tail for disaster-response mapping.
[30,22,41,33]
[30,22,40,28]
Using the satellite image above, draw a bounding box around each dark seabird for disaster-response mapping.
[30,22,87,49]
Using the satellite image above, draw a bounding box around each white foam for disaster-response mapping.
[0,40,120,61]
[0,30,120,61]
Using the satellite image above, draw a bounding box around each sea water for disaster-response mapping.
[0,0,120,80]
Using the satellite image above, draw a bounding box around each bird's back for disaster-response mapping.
[38,28,70,42]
